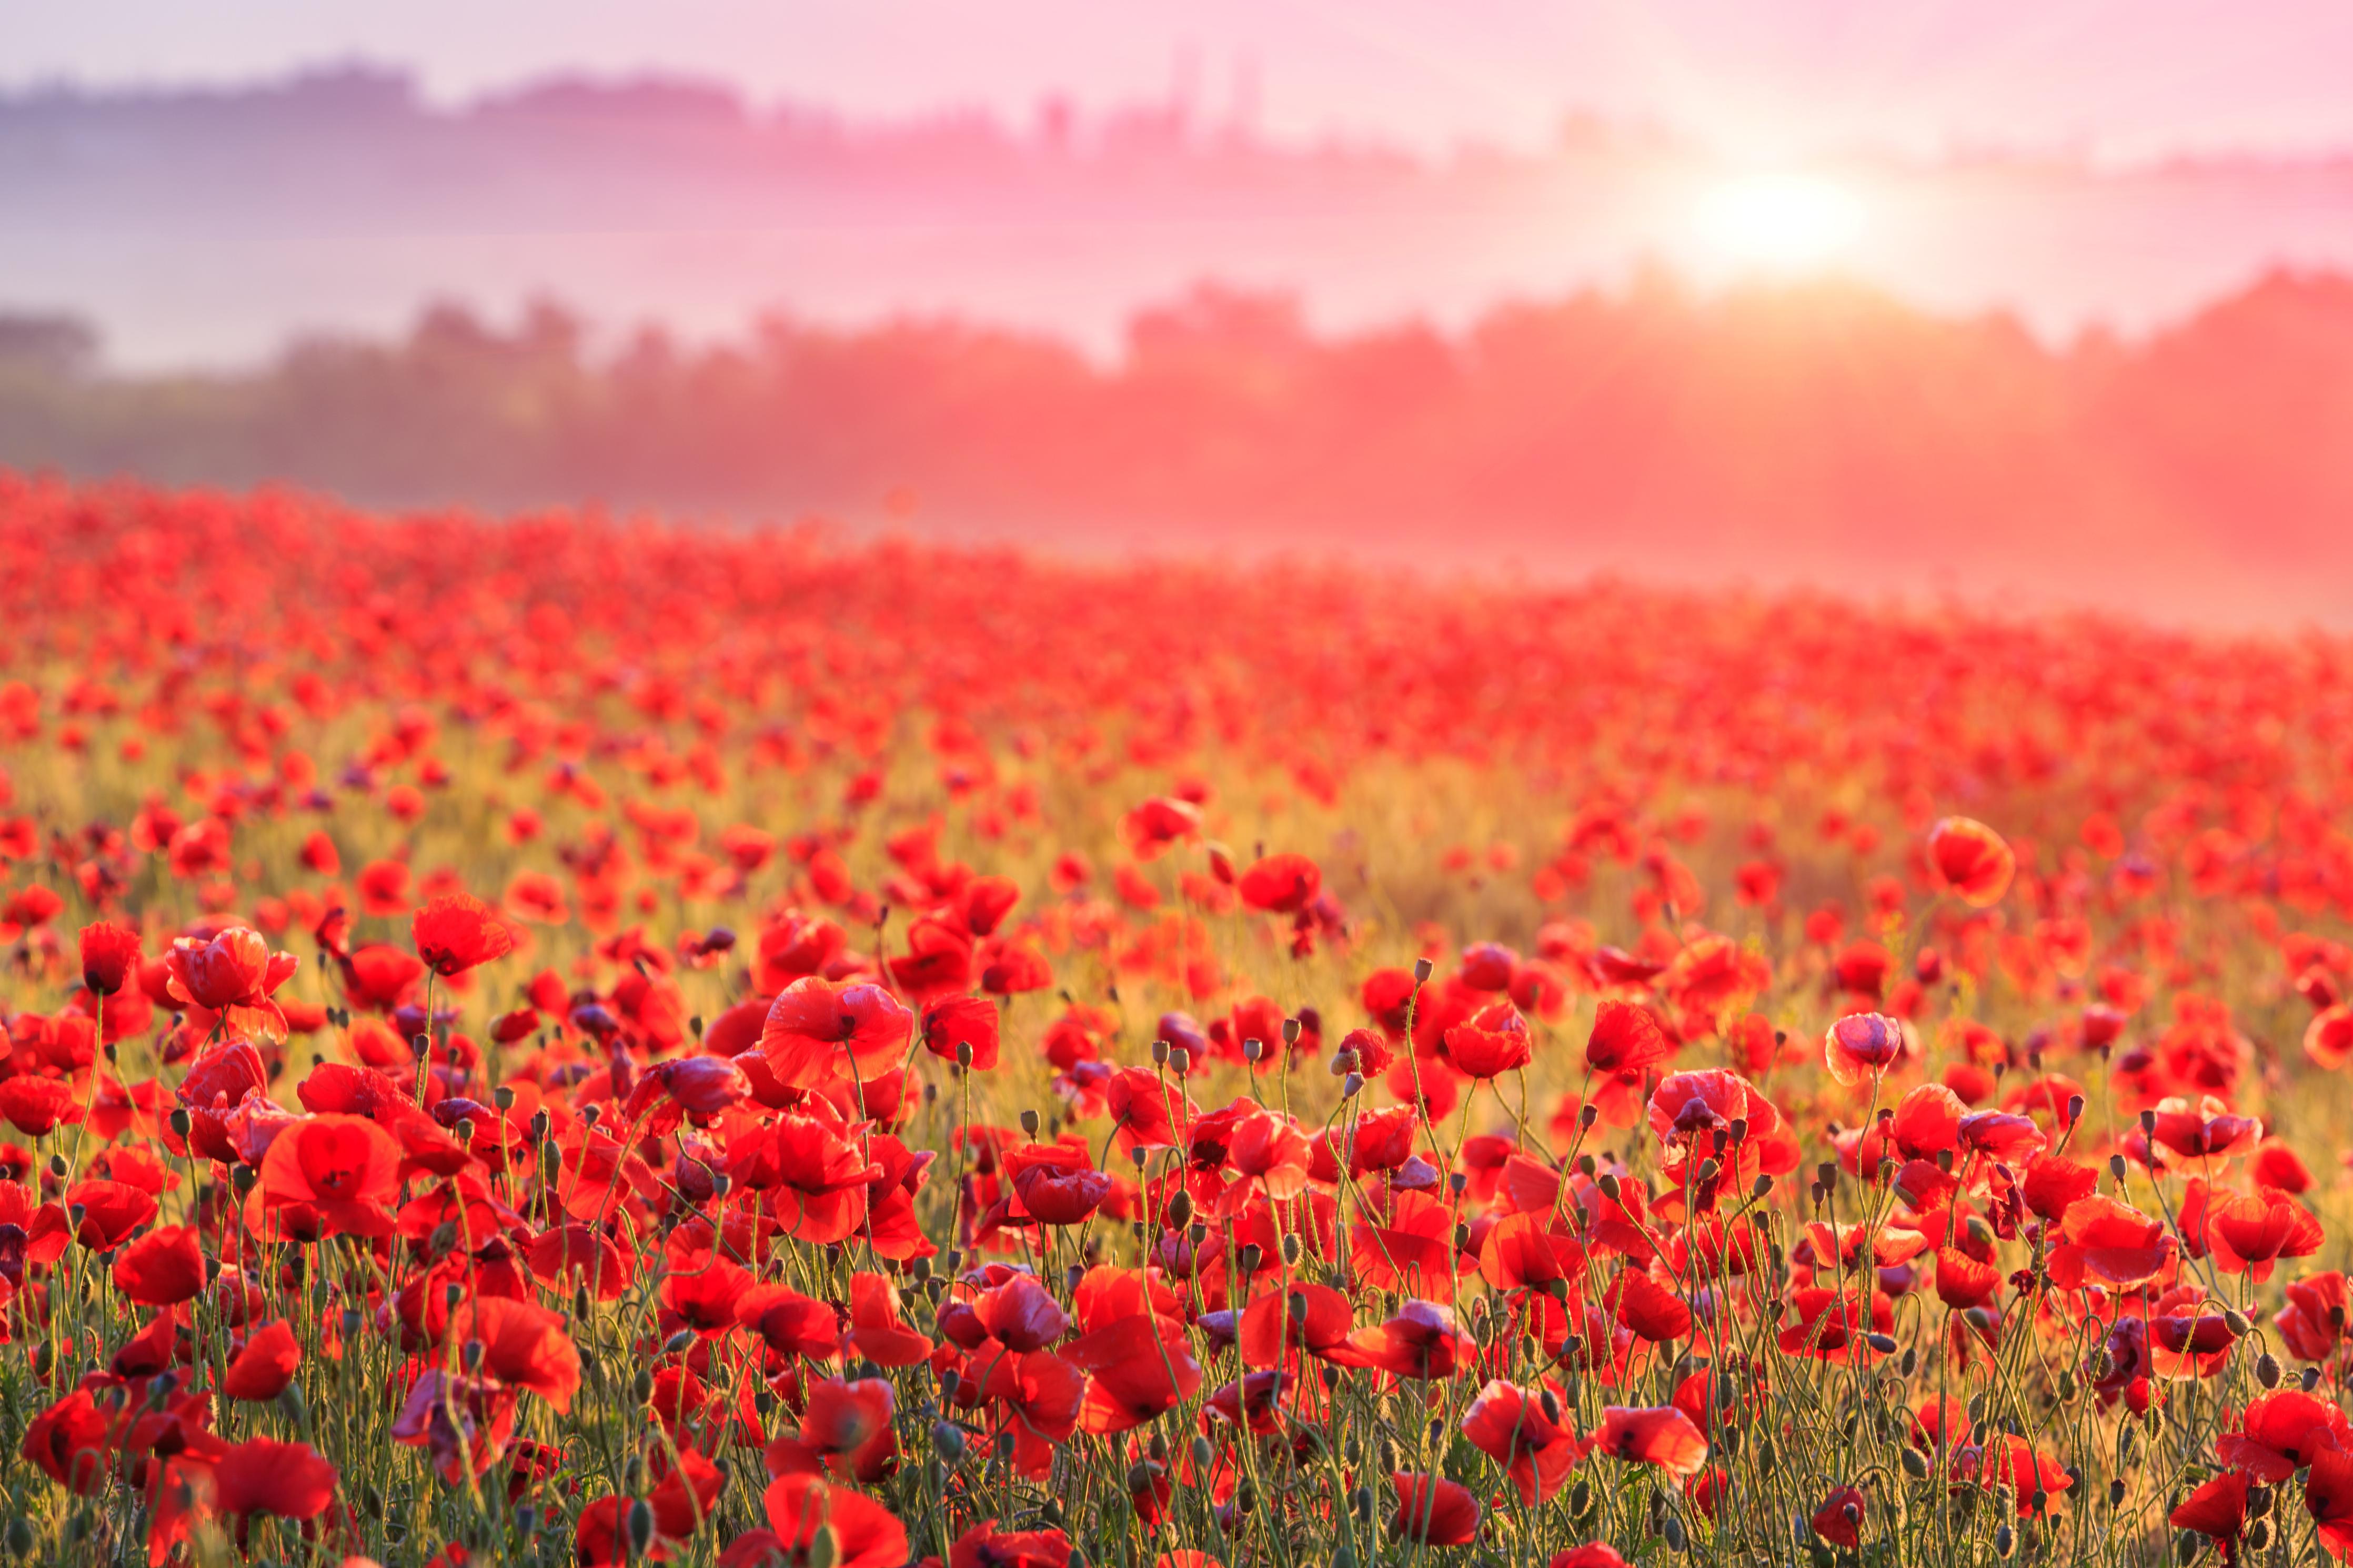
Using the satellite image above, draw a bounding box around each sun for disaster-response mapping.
[1696,173,1865,271]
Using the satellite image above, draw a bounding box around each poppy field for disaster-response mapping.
[6,472,2353,1568]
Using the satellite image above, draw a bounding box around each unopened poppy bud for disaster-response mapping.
[1865,1332,1897,1354]
[168,1108,191,1139]
[1696,1157,1720,1185]
[1341,1072,1363,1099]
[808,1523,841,1568]
[2244,1520,2272,1553]
[1412,958,1432,984]
[1281,1233,1301,1265]
[1329,1048,1358,1075]
[1166,1190,1193,1228]
[2307,1366,2326,1392]
[1816,1160,1837,1190]
[1151,1039,1169,1065]
[1597,1172,1621,1202]
[2139,1108,2157,1136]
[2107,1154,2127,1180]
[631,1367,653,1403]
[1902,1446,1929,1479]
[1578,1104,1598,1130]
[461,1338,487,1372]
[1019,1109,1040,1136]
[2247,1483,2274,1520]
[1663,1516,1687,1552]
[1994,1523,2015,1560]
[1167,1046,1190,1075]
[932,1420,967,1463]
[2256,1352,2281,1388]
[1189,1221,1208,1246]
[363,1484,386,1521]
[539,1142,561,1182]
[1243,1037,1263,1063]
[1282,1017,1301,1046]
[277,1382,307,1423]
[573,1284,593,1319]
[412,1033,431,1061]
[2220,1308,2251,1335]
[1749,1174,1773,1200]
[663,1328,695,1355]
[1353,1485,1375,1522]
[1238,1242,1263,1274]
[1539,1388,1562,1423]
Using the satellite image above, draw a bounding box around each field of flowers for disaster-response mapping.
[3,470,2353,1567]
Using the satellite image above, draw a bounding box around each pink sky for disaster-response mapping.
[10,0,2353,160]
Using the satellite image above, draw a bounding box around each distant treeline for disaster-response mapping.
[5,271,2351,614]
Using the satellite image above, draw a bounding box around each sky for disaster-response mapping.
[8,0,2353,161]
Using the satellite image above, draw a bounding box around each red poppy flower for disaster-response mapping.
[224,1319,304,1400]
[79,920,143,996]
[2170,1470,2249,1557]
[449,1295,584,1411]
[760,1114,882,1245]
[2218,1390,2352,1481]
[921,995,1000,1070]
[2047,1195,2175,1290]
[760,977,914,1088]
[112,1222,204,1306]
[1811,1485,1867,1548]
[208,1436,341,1521]
[165,926,297,1039]
[1926,816,2015,906]
[847,1272,933,1367]
[1548,1550,1630,1568]
[1461,1379,1580,1504]
[0,1076,82,1137]
[1335,1299,1473,1381]
[2206,1188,2326,1281]
[257,1113,404,1236]
[2309,1446,2353,1560]
[1444,1002,1533,1079]
[1390,1473,1481,1545]
[411,892,515,976]
[1823,1012,1905,1087]
[1592,1405,1709,1478]
[762,1474,909,1568]
[772,1378,898,1484]
[2278,1271,2350,1362]
[22,1389,112,1493]
[1005,1138,1114,1226]
[1585,999,1672,1074]
[1064,1314,1202,1433]
[950,1522,1073,1568]
[1237,853,1320,914]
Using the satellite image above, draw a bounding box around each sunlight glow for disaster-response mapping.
[1696,173,1865,270]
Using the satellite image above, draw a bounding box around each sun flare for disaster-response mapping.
[1696,171,1865,270]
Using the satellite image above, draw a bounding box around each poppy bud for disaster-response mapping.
[1341,1072,1363,1099]
[1281,1233,1301,1264]
[1151,1039,1169,1065]
[2307,1367,2326,1392]
[168,1108,191,1139]
[2247,1483,2274,1520]
[1019,1109,1040,1136]
[2244,1520,2272,1554]
[278,1382,308,1424]
[1597,1172,1621,1202]
[1166,1190,1193,1228]
[1243,1038,1263,1063]
[631,1367,653,1403]
[2256,1352,2281,1388]
[1901,1446,1929,1479]
[495,1085,516,1110]
[1749,1174,1773,1201]
[1412,958,1432,984]
[2107,1154,2127,1180]
[1578,1104,1598,1130]
[363,1484,386,1521]
[1168,1047,1190,1075]
[1282,1017,1301,1046]
[1994,1523,2015,1560]
[1352,1486,1375,1523]
[1696,1157,1720,1185]
[1239,1242,1263,1274]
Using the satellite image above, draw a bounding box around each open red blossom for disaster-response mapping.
[1824,1011,1905,1086]
[847,1271,934,1367]
[112,1222,204,1305]
[1335,1299,1474,1381]
[2310,1446,2353,1560]
[165,926,297,1040]
[922,995,1000,1070]
[2047,1195,2175,1290]
[209,1436,341,1521]
[1593,1405,1710,1478]
[258,1113,404,1236]
[412,892,515,976]
[950,1523,1074,1568]
[1548,1550,1631,1568]
[1237,852,1320,914]
[772,1378,898,1484]
[1926,816,2016,906]
[761,1473,907,1568]
[450,1294,585,1412]
[2278,1272,2351,1362]
[2206,1188,2326,1280]
[1811,1485,1867,1548]
[2218,1390,2353,1481]
[760,976,914,1088]
[22,1389,113,1493]
[224,1320,304,1400]
[1390,1473,1481,1545]
[1004,1138,1114,1226]
[1462,1379,1581,1504]
[1444,1002,1533,1079]
[2170,1470,2250,1557]
[1585,999,1672,1074]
